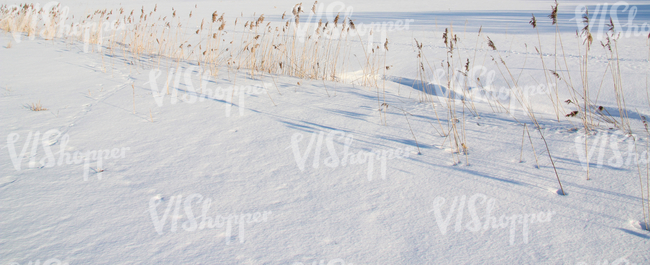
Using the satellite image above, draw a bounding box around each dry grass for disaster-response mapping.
[0,2,381,86]
[483,32,566,195]
[27,100,47,111]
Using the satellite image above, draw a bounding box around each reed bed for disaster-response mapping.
[0,2,383,85]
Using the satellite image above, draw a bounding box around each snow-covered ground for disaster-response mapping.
[1,0,649,264]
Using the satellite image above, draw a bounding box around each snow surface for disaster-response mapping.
[1,0,650,264]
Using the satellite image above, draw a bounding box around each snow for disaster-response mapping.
[1,0,649,264]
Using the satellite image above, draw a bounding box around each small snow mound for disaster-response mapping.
[631,220,650,232]
[552,188,568,196]
[152,194,165,202]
